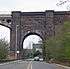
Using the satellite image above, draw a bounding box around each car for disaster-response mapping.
[39,58,43,61]
[34,56,39,61]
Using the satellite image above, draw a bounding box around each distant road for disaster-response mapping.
[0,60,65,69]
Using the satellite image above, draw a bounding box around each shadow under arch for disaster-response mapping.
[21,32,43,50]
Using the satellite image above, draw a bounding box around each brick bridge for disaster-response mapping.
[0,10,70,59]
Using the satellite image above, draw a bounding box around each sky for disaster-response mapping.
[0,0,70,48]
[23,35,42,49]
[0,0,70,14]
[0,25,10,42]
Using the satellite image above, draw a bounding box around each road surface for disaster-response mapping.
[0,60,66,69]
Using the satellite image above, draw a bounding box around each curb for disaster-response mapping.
[56,64,70,69]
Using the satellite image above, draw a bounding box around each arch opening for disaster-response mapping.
[22,32,43,59]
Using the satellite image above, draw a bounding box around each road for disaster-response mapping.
[0,61,29,69]
[32,61,57,69]
[0,60,66,69]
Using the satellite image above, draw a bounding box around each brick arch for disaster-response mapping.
[10,10,65,59]
[0,10,70,59]
[21,32,43,50]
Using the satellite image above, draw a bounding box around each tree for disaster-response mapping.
[62,21,70,60]
[56,0,70,11]
[0,38,9,59]
[33,50,42,57]
[43,20,70,62]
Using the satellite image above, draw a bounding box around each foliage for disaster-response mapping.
[62,21,70,60]
[45,37,65,61]
[32,47,36,57]
[22,49,33,59]
[33,50,42,57]
[43,21,70,61]
[0,38,9,59]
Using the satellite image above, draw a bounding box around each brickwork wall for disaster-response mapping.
[0,10,70,59]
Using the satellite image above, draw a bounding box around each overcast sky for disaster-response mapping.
[0,25,10,42]
[0,0,70,48]
[0,0,70,14]
[23,35,42,49]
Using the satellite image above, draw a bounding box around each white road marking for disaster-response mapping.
[27,61,32,69]
[31,62,32,69]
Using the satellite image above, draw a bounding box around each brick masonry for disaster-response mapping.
[0,10,70,59]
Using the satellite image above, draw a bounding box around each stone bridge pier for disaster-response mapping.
[10,11,55,59]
